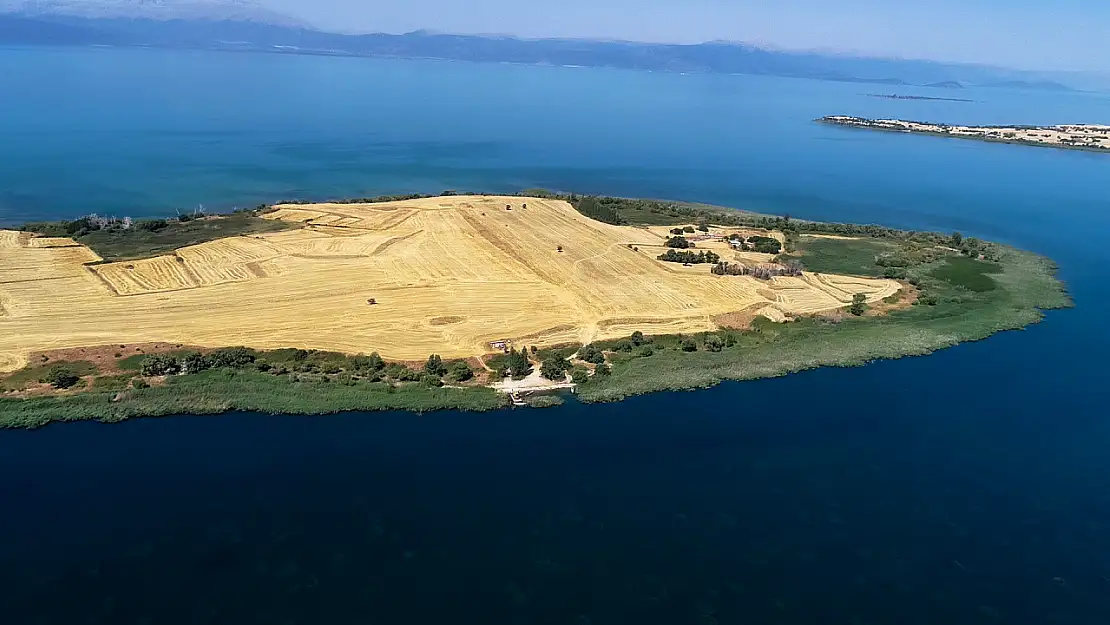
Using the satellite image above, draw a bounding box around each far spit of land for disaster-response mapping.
[820,116,1110,152]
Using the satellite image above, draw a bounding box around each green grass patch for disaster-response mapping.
[0,361,97,392]
[781,237,897,277]
[931,256,1003,292]
[0,369,508,429]
[533,343,582,361]
[23,212,299,262]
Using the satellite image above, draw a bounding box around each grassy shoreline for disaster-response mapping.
[1,194,1072,428]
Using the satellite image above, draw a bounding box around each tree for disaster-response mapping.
[420,374,444,387]
[664,236,691,249]
[682,226,695,233]
[424,354,447,376]
[45,365,79,389]
[639,346,654,357]
[697,220,709,232]
[449,361,474,382]
[141,354,180,376]
[681,339,698,352]
[541,357,570,381]
[508,348,532,378]
[579,344,606,364]
[951,231,963,247]
[669,228,685,235]
[595,363,612,376]
[181,352,210,374]
[570,367,589,384]
[207,347,255,369]
[849,293,867,316]
[704,335,724,352]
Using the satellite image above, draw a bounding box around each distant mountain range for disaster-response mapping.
[0,1,1090,91]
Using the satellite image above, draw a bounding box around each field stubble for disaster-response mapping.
[0,196,899,373]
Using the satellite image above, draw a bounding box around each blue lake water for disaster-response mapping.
[1,46,1109,624]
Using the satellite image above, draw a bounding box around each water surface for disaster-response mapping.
[1,46,1108,624]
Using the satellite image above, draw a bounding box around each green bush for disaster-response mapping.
[420,374,444,387]
[131,378,149,390]
[140,354,180,376]
[849,293,867,316]
[595,363,612,376]
[424,354,447,376]
[570,368,589,384]
[449,361,474,382]
[639,346,654,357]
[44,365,80,389]
[541,357,571,381]
[681,339,698,352]
[704,335,724,352]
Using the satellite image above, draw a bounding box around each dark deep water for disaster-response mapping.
[2,47,1110,624]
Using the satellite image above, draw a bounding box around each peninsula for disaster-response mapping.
[0,192,1071,427]
[820,116,1110,152]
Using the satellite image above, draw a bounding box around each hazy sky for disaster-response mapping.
[260,0,1110,71]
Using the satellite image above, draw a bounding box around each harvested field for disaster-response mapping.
[0,196,900,372]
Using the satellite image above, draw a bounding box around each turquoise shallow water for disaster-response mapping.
[0,46,1109,624]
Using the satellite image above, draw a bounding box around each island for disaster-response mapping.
[820,116,1110,152]
[866,94,974,103]
[0,192,1071,428]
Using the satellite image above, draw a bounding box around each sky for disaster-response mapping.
[259,0,1110,72]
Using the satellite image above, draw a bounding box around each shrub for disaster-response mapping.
[664,236,691,249]
[449,361,474,382]
[595,363,612,376]
[570,368,589,384]
[44,365,80,389]
[207,347,256,369]
[141,354,180,376]
[849,293,867,316]
[579,344,606,364]
[131,378,149,390]
[639,346,654,357]
[681,339,698,352]
[682,226,695,233]
[420,374,444,387]
[630,330,646,346]
[424,354,447,376]
[704,335,724,352]
[541,357,571,381]
[180,352,210,374]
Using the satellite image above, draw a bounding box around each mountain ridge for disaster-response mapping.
[0,8,1086,91]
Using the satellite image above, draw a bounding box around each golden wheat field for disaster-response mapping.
[0,196,900,373]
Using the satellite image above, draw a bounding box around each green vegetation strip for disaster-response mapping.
[574,246,1069,402]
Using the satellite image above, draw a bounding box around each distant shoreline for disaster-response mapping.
[819,116,1110,153]
[865,94,974,103]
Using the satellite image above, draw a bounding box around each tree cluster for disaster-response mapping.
[540,356,571,381]
[664,236,692,249]
[572,196,624,225]
[658,249,720,264]
[711,261,801,278]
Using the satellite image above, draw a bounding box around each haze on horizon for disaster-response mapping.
[255,0,1108,73]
